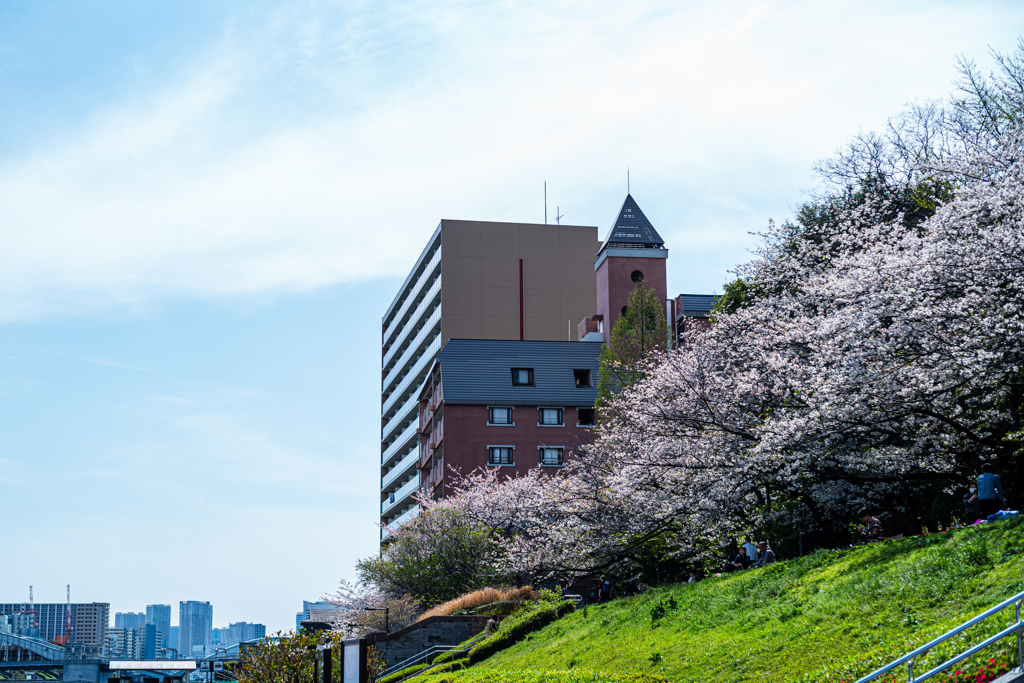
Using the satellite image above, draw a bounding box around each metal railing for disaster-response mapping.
[378,633,487,681]
[854,588,1024,683]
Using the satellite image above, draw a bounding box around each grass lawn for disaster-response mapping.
[470,519,1024,683]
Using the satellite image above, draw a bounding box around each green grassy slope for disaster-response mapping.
[473,519,1024,683]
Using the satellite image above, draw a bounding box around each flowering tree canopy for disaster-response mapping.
[378,42,1024,583]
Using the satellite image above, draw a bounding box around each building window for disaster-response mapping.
[573,369,592,387]
[488,407,513,425]
[539,447,563,467]
[512,368,534,386]
[631,270,644,283]
[539,408,563,426]
[621,306,628,316]
[488,446,515,466]
[577,408,595,426]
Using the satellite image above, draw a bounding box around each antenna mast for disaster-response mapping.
[65,585,72,645]
[30,586,37,630]
[627,167,630,194]
[544,181,547,224]
[555,206,564,225]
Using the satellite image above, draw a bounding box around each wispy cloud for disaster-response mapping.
[1,1,1019,321]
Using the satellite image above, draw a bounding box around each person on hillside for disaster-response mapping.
[597,576,612,602]
[753,542,775,567]
[977,463,1007,518]
[687,570,699,584]
[963,481,983,524]
[858,508,885,543]
[729,546,753,571]
[741,536,759,563]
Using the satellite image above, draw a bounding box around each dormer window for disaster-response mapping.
[512,368,534,386]
[574,369,592,387]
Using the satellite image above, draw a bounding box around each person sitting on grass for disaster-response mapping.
[963,481,983,524]
[753,542,775,567]
[728,546,753,571]
[687,570,699,584]
[858,507,885,543]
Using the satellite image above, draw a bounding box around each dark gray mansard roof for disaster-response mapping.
[437,339,601,407]
[676,294,721,318]
[599,194,665,253]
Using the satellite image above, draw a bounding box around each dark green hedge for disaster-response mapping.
[466,600,574,665]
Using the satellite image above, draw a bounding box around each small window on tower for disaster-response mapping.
[631,270,644,283]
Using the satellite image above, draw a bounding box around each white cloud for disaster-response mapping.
[0,0,1021,320]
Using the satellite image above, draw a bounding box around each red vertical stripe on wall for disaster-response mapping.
[519,259,524,340]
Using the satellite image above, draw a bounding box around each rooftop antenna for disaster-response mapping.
[627,167,630,194]
[555,206,564,225]
[65,584,72,646]
[30,586,37,629]
[544,181,547,224]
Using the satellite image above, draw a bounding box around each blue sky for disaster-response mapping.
[2,0,1022,633]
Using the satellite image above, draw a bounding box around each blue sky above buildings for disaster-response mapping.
[2,0,1023,632]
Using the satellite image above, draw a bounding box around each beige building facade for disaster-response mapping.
[380,220,599,537]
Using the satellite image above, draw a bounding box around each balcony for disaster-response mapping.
[381,421,418,466]
[380,505,420,541]
[427,420,443,451]
[381,476,419,516]
[382,451,419,491]
[428,384,443,412]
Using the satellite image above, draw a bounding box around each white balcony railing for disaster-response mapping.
[382,450,419,492]
[381,477,419,515]
[382,305,441,394]
[380,505,420,541]
[383,276,441,374]
[383,249,441,351]
[382,335,441,428]
[381,420,418,466]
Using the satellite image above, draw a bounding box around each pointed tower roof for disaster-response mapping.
[598,194,665,254]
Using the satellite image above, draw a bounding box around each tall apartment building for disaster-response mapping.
[114,612,146,629]
[0,602,109,645]
[177,601,212,659]
[145,604,171,656]
[106,624,160,659]
[380,220,600,535]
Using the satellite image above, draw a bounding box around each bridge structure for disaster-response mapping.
[0,633,199,683]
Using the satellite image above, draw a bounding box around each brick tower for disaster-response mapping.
[594,194,668,344]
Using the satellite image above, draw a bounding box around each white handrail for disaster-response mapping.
[854,588,1024,683]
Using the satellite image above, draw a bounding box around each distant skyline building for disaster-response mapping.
[178,601,212,659]
[380,219,600,537]
[295,601,339,631]
[146,604,171,655]
[114,612,146,629]
[0,602,109,645]
[168,625,179,653]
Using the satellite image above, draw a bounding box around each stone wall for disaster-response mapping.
[367,616,487,668]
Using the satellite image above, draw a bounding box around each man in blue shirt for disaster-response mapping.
[978,463,1006,518]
